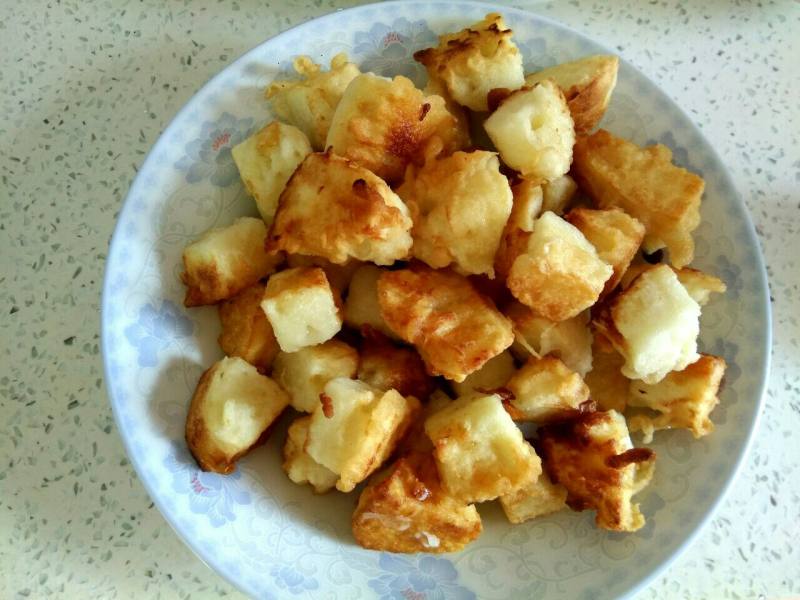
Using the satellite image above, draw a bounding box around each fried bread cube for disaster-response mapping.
[231,121,312,224]
[352,453,482,553]
[620,262,727,307]
[484,80,575,183]
[218,283,279,372]
[525,55,619,134]
[285,254,360,294]
[181,217,281,307]
[414,13,524,112]
[423,74,472,147]
[451,350,516,397]
[325,73,466,184]
[583,336,629,412]
[344,264,396,338]
[507,212,613,321]
[185,357,289,474]
[627,354,726,442]
[494,178,541,279]
[266,53,361,150]
[541,173,579,215]
[499,471,568,524]
[266,151,413,265]
[397,150,512,277]
[378,267,514,382]
[261,267,342,353]
[282,416,338,493]
[357,334,436,400]
[425,393,541,502]
[572,129,704,268]
[593,264,700,384]
[306,378,420,492]
[565,207,645,296]
[505,356,591,423]
[537,410,655,532]
[271,340,358,412]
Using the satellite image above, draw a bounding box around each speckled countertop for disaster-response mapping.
[1,0,797,598]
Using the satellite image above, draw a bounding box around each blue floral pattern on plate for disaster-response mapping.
[368,554,476,600]
[175,112,254,186]
[354,18,437,84]
[123,301,193,368]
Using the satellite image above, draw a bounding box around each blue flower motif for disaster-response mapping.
[175,112,254,186]
[517,37,560,72]
[713,254,743,298]
[124,300,193,367]
[354,18,436,84]
[270,564,319,594]
[368,554,475,600]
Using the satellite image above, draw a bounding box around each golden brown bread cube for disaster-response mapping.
[494,178,542,279]
[525,55,619,134]
[378,267,514,382]
[593,264,701,384]
[627,354,726,442]
[572,129,704,268]
[507,212,613,322]
[217,283,279,372]
[285,254,360,294]
[414,13,524,112]
[499,470,568,524]
[325,73,466,184]
[343,264,396,338]
[282,416,338,493]
[537,410,655,532]
[357,333,436,400]
[305,378,420,492]
[451,350,516,397]
[424,393,541,503]
[231,121,312,224]
[422,74,472,148]
[266,53,361,150]
[397,150,512,277]
[583,335,629,413]
[565,207,645,297]
[266,151,413,265]
[185,357,289,474]
[181,217,281,307]
[261,267,342,353]
[505,356,591,423]
[352,453,482,553]
[271,340,359,413]
[541,174,579,215]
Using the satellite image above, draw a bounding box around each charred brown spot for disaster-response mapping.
[487,88,512,112]
[606,447,655,469]
[387,120,420,159]
[320,393,334,418]
[419,102,431,122]
[478,386,515,402]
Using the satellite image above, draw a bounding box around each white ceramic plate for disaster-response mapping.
[101,2,771,598]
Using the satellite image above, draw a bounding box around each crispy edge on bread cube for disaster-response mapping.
[484,80,575,182]
[627,354,726,442]
[537,410,655,532]
[261,266,342,353]
[424,393,541,502]
[283,416,338,493]
[306,378,420,492]
[565,207,645,297]
[271,340,358,412]
[593,264,700,384]
[267,151,413,265]
[231,121,312,225]
[494,178,542,279]
[358,333,436,400]
[583,335,629,413]
[378,266,514,382]
[344,264,396,338]
[414,13,524,112]
[525,55,619,134]
[507,212,613,322]
[541,174,579,215]
[499,470,568,524]
[218,283,279,372]
[620,261,727,307]
[423,74,472,148]
[285,254,360,295]
[505,356,591,423]
[352,453,482,553]
[181,217,281,307]
[451,350,516,397]
[266,53,361,150]
[572,129,704,268]
[185,357,289,474]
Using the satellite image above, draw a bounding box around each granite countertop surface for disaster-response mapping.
[1,0,797,598]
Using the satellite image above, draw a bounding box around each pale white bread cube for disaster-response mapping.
[306,378,420,492]
[218,283,279,372]
[593,264,701,384]
[424,393,541,503]
[484,80,575,183]
[505,356,590,423]
[181,217,281,307]
[583,334,630,413]
[499,470,568,524]
[266,53,361,150]
[344,265,396,338]
[537,410,655,532]
[282,416,338,493]
[451,350,516,397]
[266,151,413,265]
[185,357,289,474]
[271,340,358,413]
[507,212,613,322]
[541,174,578,215]
[627,354,726,442]
[261,266,342,353]
[414,13,524,112]
[285,254,360,294]
[231,121,312,225]
[397,150,512,277]
[620,262,727,307]
[357,334,435,400]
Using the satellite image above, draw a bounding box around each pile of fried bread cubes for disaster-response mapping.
[180,13,728,553]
